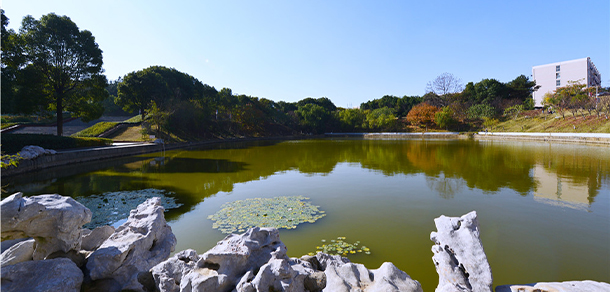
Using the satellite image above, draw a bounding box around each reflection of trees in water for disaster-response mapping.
[5,139,608,207]
[425,173,466,199]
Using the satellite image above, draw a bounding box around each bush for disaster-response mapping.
[1,134,112,154]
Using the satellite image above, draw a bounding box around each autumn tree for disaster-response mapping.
[406,103,440,130]
[426,73,464,96]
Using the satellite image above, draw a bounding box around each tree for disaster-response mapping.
[365,107,396,130]
[466,104,496,120]
[17,13,108,136]
[506,75,539,102]
[462,78,507,106]
[406,103,439,130]
[336,108,366,132]
[434,107,457,130]
[295,103,331,134]
[426,73,464,96]
[116,70,169,117]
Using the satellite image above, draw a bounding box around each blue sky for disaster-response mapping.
[3,0,609,108]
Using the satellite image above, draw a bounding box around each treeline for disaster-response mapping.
[3,11,608,140]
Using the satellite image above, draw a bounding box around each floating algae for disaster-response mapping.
[207,196,326,234]
[309,236,371,257]
[76,189,182,229]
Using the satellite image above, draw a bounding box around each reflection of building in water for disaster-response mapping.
[532,165,590,211]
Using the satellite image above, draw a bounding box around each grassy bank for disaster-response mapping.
[490,110,610,133]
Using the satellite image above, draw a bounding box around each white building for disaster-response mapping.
[532,57,601,107]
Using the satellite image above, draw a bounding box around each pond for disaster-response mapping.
[3,138,609,291]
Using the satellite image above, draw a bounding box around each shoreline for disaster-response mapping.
[3,132,609,178]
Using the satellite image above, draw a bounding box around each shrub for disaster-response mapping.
[1,134,112,154]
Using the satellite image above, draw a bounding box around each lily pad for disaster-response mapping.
[76,188,182,229]
[208,196,326,234]
[309,237,371,257]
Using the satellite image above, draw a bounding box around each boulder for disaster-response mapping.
[150,249,200,292]
[317,253,422,292]
[1,237,31,253]
[495,280,610,292]
[152,227,422,292]
[430,211,492,292]
[1,192,92,260]
[0,257,83,292]
[86,197,176,291]
[0,238,35,267]
[17,145,57,160]
[81,225,115,251]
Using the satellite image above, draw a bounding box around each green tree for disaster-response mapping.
[17,13,108,136]
[116,70,169,116]
[336,108,366,132]
[462,79,507,105]
[506,74,539,102]
[434,107,457,130]
[466,103,496,120]
[365,107,396,130]
[295,103,331,134]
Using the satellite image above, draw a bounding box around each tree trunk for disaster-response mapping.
[56,97,63,136]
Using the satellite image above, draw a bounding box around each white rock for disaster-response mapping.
[1,192,92,260]
[152,227,421,292]
[495,280,610,292]
[0,238,35,267]
[81,225,115,251]
[0,257,83,292]
[86,197,176,291]
[430,211,492,292]
[151,249,200,292]
[317,253,422,292]
[18,145,56,160]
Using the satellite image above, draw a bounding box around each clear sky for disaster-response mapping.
[3,0,609,108]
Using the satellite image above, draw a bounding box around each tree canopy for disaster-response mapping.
[2,12,108,135]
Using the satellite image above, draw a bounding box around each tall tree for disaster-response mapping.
[426,73,464,96]
[18,13,108,136]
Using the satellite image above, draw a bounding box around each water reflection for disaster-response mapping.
[3,139,608,211]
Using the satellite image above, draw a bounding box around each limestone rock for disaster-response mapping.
[495,280,610,292]
[81,225,115,251]
[17,145,57,160]
[1,192,92,260]
[430,211,492,292]
[0,238,35,267]
[0,257,83,292]
[150,249,200,292]
[152,227,421,292]
[317,253,422,292]
[86,197,176,291]
[1,237,31,253]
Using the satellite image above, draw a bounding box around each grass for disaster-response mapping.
[106,125,149,141]
[71,115,141,138]
[489,110,610,133]
[71,122,119,137]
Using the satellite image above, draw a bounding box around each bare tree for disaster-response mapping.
[426,73,464,96]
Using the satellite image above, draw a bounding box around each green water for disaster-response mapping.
[4,138,609,291]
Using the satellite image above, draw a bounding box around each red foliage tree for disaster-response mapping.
[406,103,440,129]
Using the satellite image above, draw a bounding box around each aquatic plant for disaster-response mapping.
[76,188,182,229]
[309,236,371,257]
[207,196,326,234]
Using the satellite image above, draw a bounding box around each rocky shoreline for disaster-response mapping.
[1,193,608,292]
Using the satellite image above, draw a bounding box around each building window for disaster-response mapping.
[556,65,560,72]
[556,73,560,79]
[556,80,561,86]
